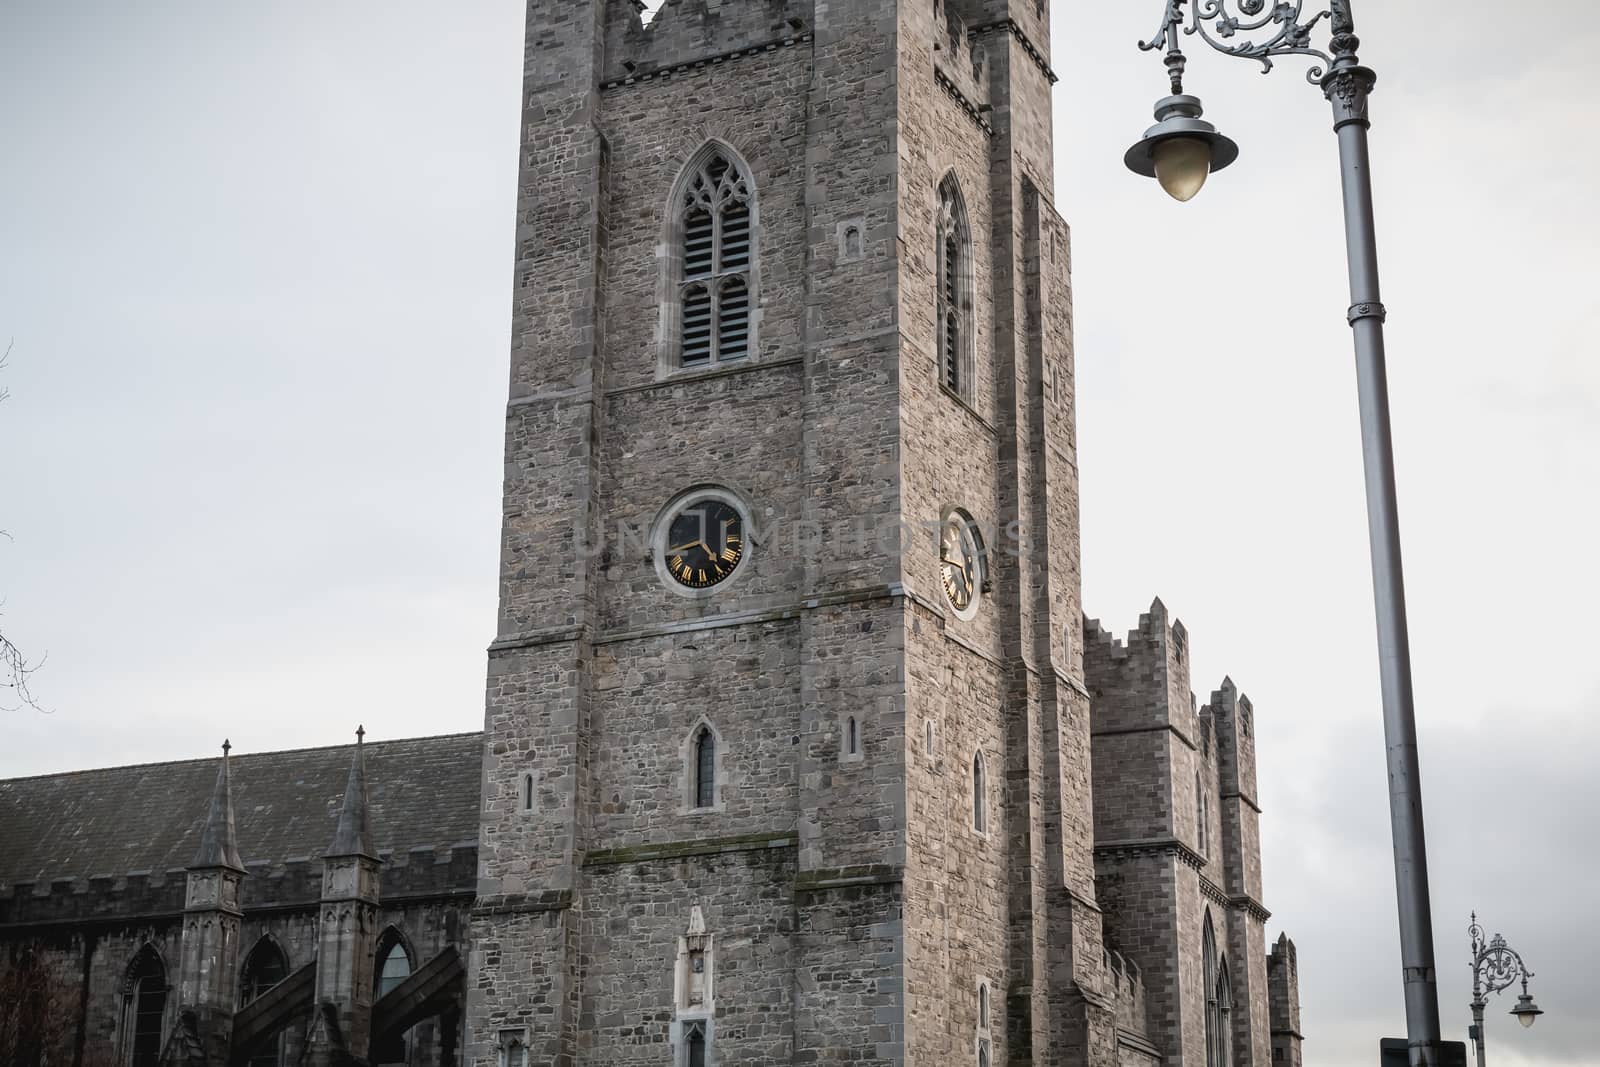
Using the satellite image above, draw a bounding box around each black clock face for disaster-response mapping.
[664,499,745,589]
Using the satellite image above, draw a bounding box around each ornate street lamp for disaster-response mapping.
[1125,2,1452,1064]
[1468,914,1542,1066]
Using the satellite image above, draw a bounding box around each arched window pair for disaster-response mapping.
[1203,912,1234,1067]
[937,175,974,401]
[671,146,756,368]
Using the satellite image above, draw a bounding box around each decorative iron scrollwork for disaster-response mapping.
[1140,0,1349,85]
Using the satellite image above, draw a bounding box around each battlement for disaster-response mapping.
[602,0,813,86]
[0,846,477,927]
[1104,945,1149,1037]
[1084,597,1194,734]
[1269,932,1304,1060]
[931,0,992,119]
[1202,676,1258,800]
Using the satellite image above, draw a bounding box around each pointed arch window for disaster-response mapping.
[1203,912,1234,1067]
[124,947,167,1067]
[693,726,716,810]
[937,175,974,401]
[683,1020,709,1067]
[240,939,290,1067]
[376,931,412,998]
[672,146,757,368]
[972,750,987,834]
[1196,772,1207,856]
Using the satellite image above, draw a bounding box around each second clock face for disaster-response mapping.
[941,513,980,618]
[664,499,745,589]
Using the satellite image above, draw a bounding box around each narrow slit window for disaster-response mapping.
[972,751,987,833]
[673,146,756,368]
[846,716,858,756]
[979,982,990,1029]
[522,772,536,813]
[694,727,716,810]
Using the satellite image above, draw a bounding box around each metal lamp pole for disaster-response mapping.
[1124,2,1447,1063]
[1467,914,1543,1067]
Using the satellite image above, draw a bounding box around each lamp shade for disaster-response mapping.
[1125,94,1239,202]
[1510,992,1543,1028]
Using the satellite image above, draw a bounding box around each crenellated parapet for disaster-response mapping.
[1103,945,1148,1035]
[601,0,813,87]
[1268,933,1304,1065]
[1084,597,1195,737]
[931,0,993,132]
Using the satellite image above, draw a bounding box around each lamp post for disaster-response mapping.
[1123,2,1450,1064]
[1468,914,1542,1067]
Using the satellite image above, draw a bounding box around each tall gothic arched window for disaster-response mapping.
[374,930,414,1065]
[671,145,756,368]
[1203,911,1234,1067]
[936,174,973,400]
[240,939,290,1067]
[124,946,168,1067]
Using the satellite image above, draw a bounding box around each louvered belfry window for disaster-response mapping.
[937,175,971,398]
[678,150,755,367]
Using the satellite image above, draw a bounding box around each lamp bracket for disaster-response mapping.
[1139,0,1363,87]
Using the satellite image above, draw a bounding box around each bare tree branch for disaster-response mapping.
[0,339,47,712]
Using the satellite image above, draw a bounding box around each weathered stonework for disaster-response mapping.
[470,1,1298,1065]
[0,2,1304,1065]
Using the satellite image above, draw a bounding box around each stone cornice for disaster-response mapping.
[968,19,1059,85]
[1094,835,1206,871]
[600,32,812,92]
[1220,787,1262,815]
[934,67,993,135]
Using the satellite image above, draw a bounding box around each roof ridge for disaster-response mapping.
[0,731,483,784]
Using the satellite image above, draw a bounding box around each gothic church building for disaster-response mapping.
[0,1,1304,1065]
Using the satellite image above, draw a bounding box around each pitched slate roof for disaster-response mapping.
[0,733,482,889]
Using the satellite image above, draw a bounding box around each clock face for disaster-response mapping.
[663,499,745,589]
[940,514,980,617]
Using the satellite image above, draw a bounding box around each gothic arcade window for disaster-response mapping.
[125,946,167,1067]
[240,939,290,1067]
[693,726,716,810]
[972,750,987,834]
[674,146,756,368]
[936,174,974,401]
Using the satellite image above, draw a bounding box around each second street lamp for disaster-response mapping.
[1468,914,1542,1066]
[1124,2,1451,1064]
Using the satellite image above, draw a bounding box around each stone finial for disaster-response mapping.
[326,726,377,859]
[191,740,244,872]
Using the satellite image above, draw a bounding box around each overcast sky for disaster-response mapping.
[2,1,1595,1064]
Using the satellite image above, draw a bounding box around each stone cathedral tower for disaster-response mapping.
[465,1,1296,1066]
